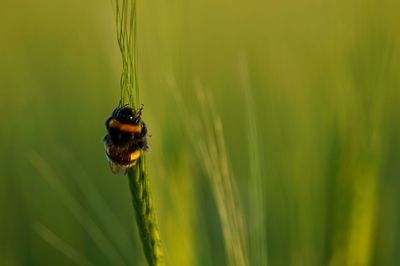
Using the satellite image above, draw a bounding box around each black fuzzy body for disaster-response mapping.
[103,105,148,171]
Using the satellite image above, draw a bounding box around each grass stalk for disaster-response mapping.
[34,223,94,266]
[195,86,249,266]
[167,76,249,266]
[113,1,164,265]
[30,153,126,266]
[239,56,268,266]
[127,155,164,265]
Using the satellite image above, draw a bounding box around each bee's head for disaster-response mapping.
[112,104,143,124]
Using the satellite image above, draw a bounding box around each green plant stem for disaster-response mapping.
[127,154,164,266]
[113,1,164,264]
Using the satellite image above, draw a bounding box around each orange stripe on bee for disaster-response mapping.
[130,150,141,161]
[109,119,142,133]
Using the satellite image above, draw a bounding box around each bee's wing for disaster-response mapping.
[108,161,128,175]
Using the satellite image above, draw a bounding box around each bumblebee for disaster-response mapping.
[104,104,148,174]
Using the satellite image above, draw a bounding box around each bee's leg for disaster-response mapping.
[136,139,149,151]
[109,161,126,174]
[140,122,148,137]
[136,104,144,115]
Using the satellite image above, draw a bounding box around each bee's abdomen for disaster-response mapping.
[104,135,141,165]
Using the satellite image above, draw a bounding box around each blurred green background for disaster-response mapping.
[1,0,399,265]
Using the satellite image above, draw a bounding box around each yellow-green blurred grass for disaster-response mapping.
[153,150,196,266]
